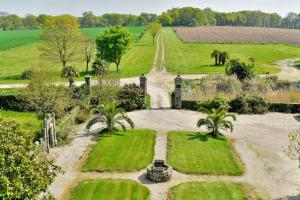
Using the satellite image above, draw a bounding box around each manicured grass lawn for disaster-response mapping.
[170,182,251,200]
[0,28,154,83]
[167,131,244,175]
[83,130,155,172]
[0,110,42,139]
[70,179,149,200]
[164,28,300,74]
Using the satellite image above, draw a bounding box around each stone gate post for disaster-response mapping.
[174,75,182,109]
[84,75,92,87]
[140,74,147,102]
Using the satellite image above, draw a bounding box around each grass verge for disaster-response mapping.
[167,131,244,175]
[82,130,155,172]
[70,179,149,200]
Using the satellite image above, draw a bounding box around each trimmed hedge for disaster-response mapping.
[0,95,31,112]
[269,103,300,113]
[177,98,300,114]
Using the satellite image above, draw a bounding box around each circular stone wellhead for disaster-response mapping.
[146,160,172,183]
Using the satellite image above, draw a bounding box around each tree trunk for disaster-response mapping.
[86,61,89,75]
[116,59,121,72]
[152,35,155,45]
[69,79,74,87]
[215,56,218,66]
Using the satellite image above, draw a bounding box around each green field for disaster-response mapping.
[167,131,244,175]
[170,182,252,200]
[0,27,155,83]
[0,110,42,139]
[0,27,145,51]
[70,179,149,200]
[83,130,155,172]
[163,28,300,74]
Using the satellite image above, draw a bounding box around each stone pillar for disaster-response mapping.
[174,75,182,109]
[84,75,92,87]
[139,74,147,102]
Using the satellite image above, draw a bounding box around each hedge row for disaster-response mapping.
[0,95,31,112]
[177,99,300,114]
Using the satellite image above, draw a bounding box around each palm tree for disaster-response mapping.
[219,51,229,65]
[61,66,80,87]
[197,108,237,137]
[86,100,134,133]
[211,50,221,66]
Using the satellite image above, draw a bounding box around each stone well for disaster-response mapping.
[146,160,172,183]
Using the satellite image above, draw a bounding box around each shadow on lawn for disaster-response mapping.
[187,132,225,142]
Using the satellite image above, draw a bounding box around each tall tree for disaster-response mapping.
[0,119,60,199]
[211,50,221,66]
[81,37,95,75]
[148,22,161,45]
[23,14,38,29]
[40,15,83,68]
[96,25,131,72]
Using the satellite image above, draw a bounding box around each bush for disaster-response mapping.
[75,109,90,124]
[0,95,31,112]
[230,94,249,114]
[197,95,229,111]
[230,94,269,114]
[248,95,269,114]
[117,83,145,111]
[20,69,33,80]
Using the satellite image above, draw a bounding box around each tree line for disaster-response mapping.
[1,7,300,30]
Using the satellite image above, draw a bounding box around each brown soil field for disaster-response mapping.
[174,26,300,45]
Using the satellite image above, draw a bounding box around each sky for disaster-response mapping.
[0,0,299,17]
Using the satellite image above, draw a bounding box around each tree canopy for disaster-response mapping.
[96,25,131,72]
[39,15,83,68]
[0,119,60,199]
[148,22,161,44]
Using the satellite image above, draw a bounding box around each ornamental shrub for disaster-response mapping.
[117,83,145,111]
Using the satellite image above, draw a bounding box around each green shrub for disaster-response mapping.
[230,94,269,114]
[230,94,249,114]
[197,95,229,111]
[248,95,269,114]
[117,84,145,111]
[20,69,33,80]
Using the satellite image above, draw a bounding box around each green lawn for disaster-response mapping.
[164,28,300,74]
[0,110,42,139]
[170,182,253,200]
[70,179,149,200]
[0,28,155,83]
[0,27,145,51]
[83,130,155,172]
[167,131,244,175]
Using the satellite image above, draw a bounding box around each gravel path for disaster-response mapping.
[47,35,300,200]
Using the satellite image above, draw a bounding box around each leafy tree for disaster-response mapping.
[197,108,236,137]
[87,100,134,133]
[80,11,99,27]
[0,119,60,199]
[286,129,300,167]
[40,15,83,68]
[81,38,95,75]
[211,50,221,66]
[159,12,173,26]
[96,25,131,72]
[226,59,255,81]
[148,22,161,45]
[23,14,38,29]
[61,66,80,87]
